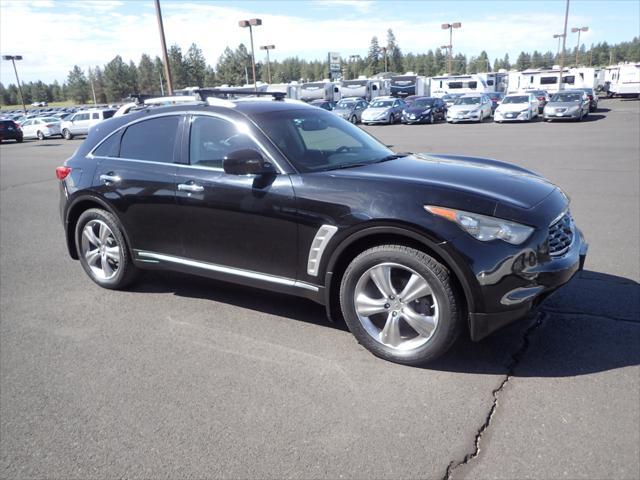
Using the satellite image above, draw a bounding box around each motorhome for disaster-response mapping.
[340,78,388,101]
[300,81,341,102]
[506,67,598,94]
[266,82,301,100]
[603,63,640,97]
[430,74,496,97]
[389,73,429,98]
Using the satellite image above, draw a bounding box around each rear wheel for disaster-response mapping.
[340,245,461,365]
[75,208,137,290]
[36,130,45,140]
[350,115,357,124]
[63,128,73,140]
[16,136,23,143]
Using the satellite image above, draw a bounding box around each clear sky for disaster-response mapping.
[1,0,639,84]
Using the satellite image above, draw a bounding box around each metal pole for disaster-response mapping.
[10,59,27,114]
[558,0,570,91]
[154,0,173,95]
[248,25,257,90]
[575,29,581,66]
[557,36,561,60]
[384,49,388,72]
[88,67,97,105]
[449,26,453,75]
[159,71,165,95]
[265,49,272,84]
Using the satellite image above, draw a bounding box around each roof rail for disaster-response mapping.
[190,88,286,101]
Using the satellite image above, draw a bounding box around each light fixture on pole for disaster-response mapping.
[553,33,565,62]
[440,45,451,73]
[239,18,262,91]
[441,22,461,75]
[2,55,27,114]
[571,26,589,66]
[154,0,173,96]
[260,45,275,84]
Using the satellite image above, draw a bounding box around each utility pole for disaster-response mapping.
[88,67,97,105]
[154,0,173,95]
[553,33,565,63]
[2,55,27,113]
[441,22,461,75]
[558,0,570,90]
[260,45,275,84]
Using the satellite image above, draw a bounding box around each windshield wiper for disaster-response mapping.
[374,152,412,163]
[328,153,411,171]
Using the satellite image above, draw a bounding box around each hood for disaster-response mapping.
[405,105,432,114]
[546,102,581,108]
[497,103,529,111]
[333,106,355,114]
[448,103,481,112]
[364,107,391,114]
[322,153,557,214]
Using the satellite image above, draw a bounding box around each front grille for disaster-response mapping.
[548,212,573,256]
[555,107,567,113]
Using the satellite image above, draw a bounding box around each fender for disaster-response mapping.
[322,223,479,317]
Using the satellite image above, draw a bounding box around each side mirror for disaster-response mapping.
[223,149,275,176]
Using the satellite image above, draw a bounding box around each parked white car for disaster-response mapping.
[19,117,62,140]
[60,108,116,139]
[445,94,493,123]
[494,93,540,122]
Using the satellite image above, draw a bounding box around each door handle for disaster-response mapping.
[178,183,204,193]
[100,174,121,184]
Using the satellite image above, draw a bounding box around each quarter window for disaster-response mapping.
[189,115,260,169]
[93,132,121,157]
[92,112,99,120]
[120,116,180,164]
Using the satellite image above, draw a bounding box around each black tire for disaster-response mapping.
[350,115,357,124]
[428,114,434,124]
[63,128,73,140]
[75,208,137,290]
[339,245,461,365]
[16,136,23,143]
[36,130,45,140]
[387,114,394,125]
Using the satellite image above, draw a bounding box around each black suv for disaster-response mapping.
[0,119,23,143]
[57,95,587,365]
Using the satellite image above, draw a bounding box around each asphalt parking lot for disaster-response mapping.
[1,98,638,479]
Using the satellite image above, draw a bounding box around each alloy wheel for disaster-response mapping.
[353,262,439,351]
[80,219,121,280]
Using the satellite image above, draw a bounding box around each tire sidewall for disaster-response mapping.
[340,246,458,365]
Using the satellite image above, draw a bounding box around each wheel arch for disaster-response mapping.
[65,195,132,260]
[322,225,477,328]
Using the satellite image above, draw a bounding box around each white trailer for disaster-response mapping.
[506,67,597,94]
[603,63,640,97]
[300,81,341,102]
[340,78,387,101]
[429,74,493,97]
[389,73,430,98]
[266,82,301,100]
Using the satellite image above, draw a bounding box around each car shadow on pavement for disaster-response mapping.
[430,270,640,376]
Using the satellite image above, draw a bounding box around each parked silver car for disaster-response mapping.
[361,97,406,125]
[331,98,369,124]
[445,94,493,123]
[60,108,116,139]
[543,91,590,122]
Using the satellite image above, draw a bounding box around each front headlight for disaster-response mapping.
[520,109,529,114]
[424,206,534,245]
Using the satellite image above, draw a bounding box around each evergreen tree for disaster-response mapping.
[138,54,156,94]
[168,44,187,89]
[153,56,166,94]
[66,65,90,103]
[185,43,207,87]
[103,56,130,102]
[204,65,216,86]
[366,36,381,75]
[386,29,403,73]
[515,52,531,70]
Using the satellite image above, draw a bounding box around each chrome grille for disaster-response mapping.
[548,212,573,256]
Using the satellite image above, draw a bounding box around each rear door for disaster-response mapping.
[91,113,184,256]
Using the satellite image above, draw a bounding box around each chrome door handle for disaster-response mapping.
[100,174,121,184]
[178,183,204,193]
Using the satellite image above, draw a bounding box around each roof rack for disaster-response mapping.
[189,88,286,101]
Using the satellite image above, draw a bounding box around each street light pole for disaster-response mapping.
[441,22,461,75]
[381,47,388,73]
[260,45,275,84]
[571,26,589,66]
[558,0,570,91]
[553,33,565,62]
[349,55,360,80]
[154,0,173,95]
[2,55,27,113]
[239,18,262,91]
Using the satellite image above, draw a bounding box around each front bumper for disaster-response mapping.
[446,111,481,122]
[401,113,430,124]
[495,111,531,122]
[362,114,390,124]
[544,108,581,120]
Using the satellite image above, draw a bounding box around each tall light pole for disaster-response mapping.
[239,18,262,91]
[2,55,27,113]
[154,0,173,95]
[349,54,360,80]
[260,45,275,84]
[381,46,388,73]
[571,26,589,66]
[441,22,461,75]
[88,67,97,105]
[558,0,570,91]
[440,45,451,73]
[553,33,565,62]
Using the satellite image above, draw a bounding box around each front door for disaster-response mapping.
[175,113,298,280]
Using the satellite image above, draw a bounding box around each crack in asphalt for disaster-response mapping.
[441,312,545,480]
[541,308,639,324]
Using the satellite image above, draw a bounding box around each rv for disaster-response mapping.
[506,67,598,94]
[300,81,341,102]
[389,74,430,98]
[603,63,640,97]
[340,78,388,101]
[430,74,496,97]
[266,82,301,100]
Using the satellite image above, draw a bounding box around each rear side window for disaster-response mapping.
[93,132,121,157]
[103,110,115,119]
[541,77,558,85]
[120,116,180,163]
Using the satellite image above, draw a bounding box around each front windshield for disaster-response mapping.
[502,96,529,104]
[253,108,394,173]
[454,97,481,105]
[336,100,357,109]
[369,100,394,108]
[412,98,435,108]
[551,93,581,102]
[40,117,60,122]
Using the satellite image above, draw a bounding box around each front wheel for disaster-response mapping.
[350,115,357,124]
[63,128,73,140]
[36,131,45,140]
[75,208,138,290]
[339,245,461,365]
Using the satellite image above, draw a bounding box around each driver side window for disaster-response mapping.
[189,115,260,170]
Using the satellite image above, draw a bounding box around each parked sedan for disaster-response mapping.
[57,98,587,366]
[0,119,23,143]
[445,94,493,123]
[442,93,464,108]
[401,97,447,124]
[309,99,336,111]
[361,97,406,124]
[331,98,369,124]
[575,87,599,111]
[525,89,551,113]
[543,91,590,122]
[19,117,62,139]
[494,94,539,123]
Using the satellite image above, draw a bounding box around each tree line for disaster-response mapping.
[1,32,638,106]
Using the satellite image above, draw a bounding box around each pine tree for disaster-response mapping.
[103,56,130,102]
[366,36,381,75]
[138,54,156,94]
[168,44,187,89]
[386,29,403,73]
[185,43,207,87]
[66,65,90,103]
